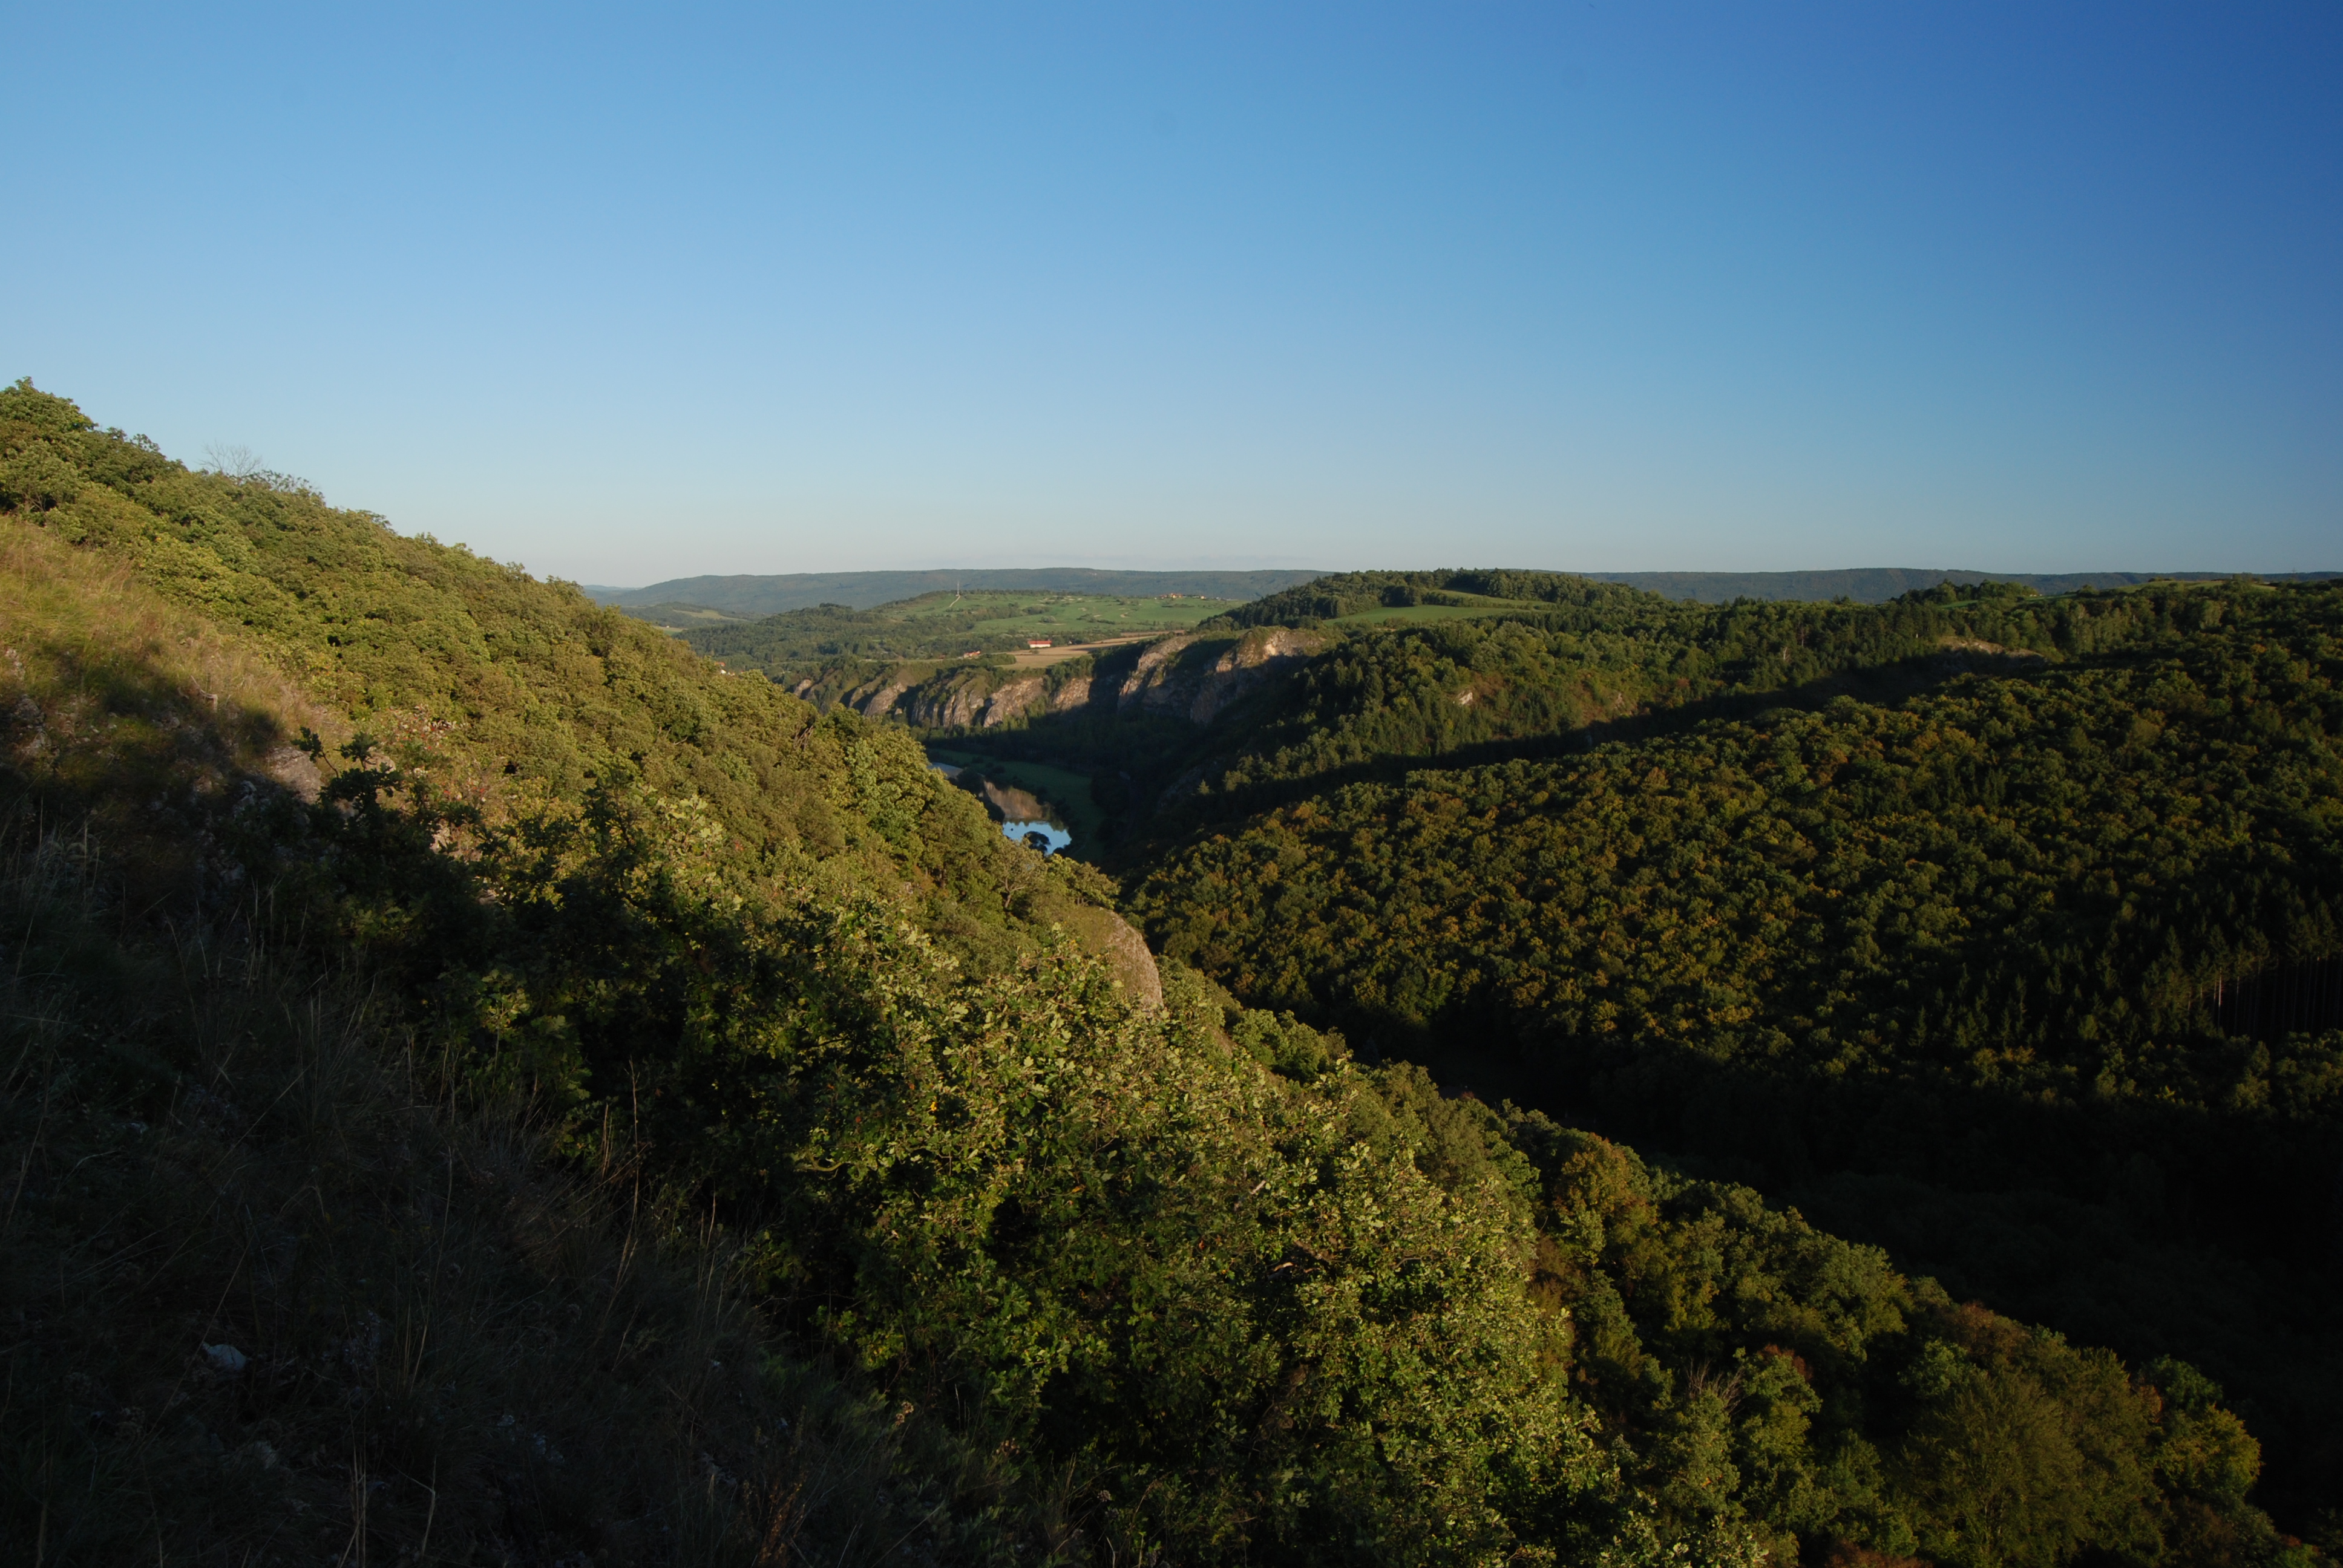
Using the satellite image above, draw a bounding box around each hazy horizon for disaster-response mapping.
[580,562,2341,596]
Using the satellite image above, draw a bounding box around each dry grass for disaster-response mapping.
[0,515,347,918]
[0,825,1031,1565]
[0,525,1038,1562]
[0,513,344,759]
[0,511,1093,1566]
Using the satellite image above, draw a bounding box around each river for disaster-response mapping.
[929,761,1075,855]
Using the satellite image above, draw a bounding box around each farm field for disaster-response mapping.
[1321,590,1555,626]
[675,589,1239,678]
[625,599,756,631]
[891,590,1231,639]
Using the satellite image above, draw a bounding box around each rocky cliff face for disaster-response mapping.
[1058,904,1164,1011]
[978,675,1047,727]
[845,627,1326,731]
[848,667,925,719]
[1117,627,1328,724]
[898,681,982,727]
[896,668,1080,727]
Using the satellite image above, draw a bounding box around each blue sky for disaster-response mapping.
[4,2,2336,584]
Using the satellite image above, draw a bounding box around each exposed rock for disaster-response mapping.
[183,1087,244,1132]
[1935,635,2045,659]
[979,675,1047,727]
[203,1342,247,1375]
[261,744,321,802]
[824,629,1319,732]
[850,671,919,719]
[1189,627,1323,723]
[341,1310,384,1374]
[1060,905,1164,1011]
[897,667,1086,729]
[5,693,44,759]
[1119,627,1328,724]
[1116,636,1196,714]
[902,673,995,728]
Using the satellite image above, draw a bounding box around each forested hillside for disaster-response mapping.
[1144,579,2342,1100]
[957,569,2148,856]
[1,382,2324,1564]
[1118,569,2343,1532]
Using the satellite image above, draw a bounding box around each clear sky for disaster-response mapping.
[5,2,2337,585]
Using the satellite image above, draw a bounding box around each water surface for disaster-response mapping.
[1001,819,1072,855]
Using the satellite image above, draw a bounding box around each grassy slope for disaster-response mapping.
[0,858,1021,1564]
[0,517,1035,1562]
[0,380,1133,979]
[3,376,886,850]
[677,590,1231,682]
[0,381,1149,1561]
[892,590,1228,634]
[595,569,1325,616]
[0,509,340,887]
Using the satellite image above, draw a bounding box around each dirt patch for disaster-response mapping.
[1010,633,1161,668]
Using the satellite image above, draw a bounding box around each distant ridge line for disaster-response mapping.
[583,568,1330,616]
[1581,567,2341,604]
[583,565,2343,617]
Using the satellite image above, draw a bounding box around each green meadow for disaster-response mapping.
[673,589,1232,677]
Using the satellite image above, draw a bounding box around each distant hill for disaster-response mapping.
[584,567,1328,615]
[622,599,758,631]
[588,566,2341,615]
[10,374,2329,1552]
[1583,567,2341,603]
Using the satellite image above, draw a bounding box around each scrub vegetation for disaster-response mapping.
[2,384,2331,1564]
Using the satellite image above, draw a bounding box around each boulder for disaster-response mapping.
[1060,905,1164,1012]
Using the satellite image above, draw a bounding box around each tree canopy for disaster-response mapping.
[2,380,2326,1564]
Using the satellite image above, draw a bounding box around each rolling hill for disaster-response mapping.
[1587,568,2340,604]
[0,382,2321,1564]
[585,567,1327,616]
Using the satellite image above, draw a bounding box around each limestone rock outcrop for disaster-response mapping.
[831,627,1324,731]
[1117,627,1327,724]
[1060,904,1164,1011]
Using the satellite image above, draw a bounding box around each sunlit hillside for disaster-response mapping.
[1,384,2325,1564]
